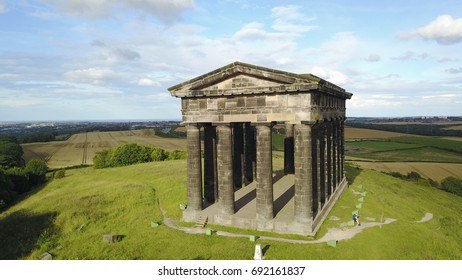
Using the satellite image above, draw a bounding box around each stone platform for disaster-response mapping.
[186,172,348,236]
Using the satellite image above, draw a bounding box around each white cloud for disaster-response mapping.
[40,0,195,21]
[398,15,462,45]
[232,22,289,41]
[64,68,118,85]
[137,78,160,86]
[271,5,316,33]
[310,66,349,85]
[0,1,4,13]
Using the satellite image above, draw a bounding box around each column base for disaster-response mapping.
[182,209,201,222]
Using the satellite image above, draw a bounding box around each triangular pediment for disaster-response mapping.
[168,61,351,99]
[169,61,314,97]
[198,73,285,91]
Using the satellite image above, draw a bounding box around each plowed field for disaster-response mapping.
[21,129,186,169]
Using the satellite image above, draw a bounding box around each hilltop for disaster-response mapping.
[0,159,460,260]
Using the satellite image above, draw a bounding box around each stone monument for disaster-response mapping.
[169,61,352,235]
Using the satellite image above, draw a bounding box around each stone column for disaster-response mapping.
[337,120,342,183]
[216,124,235,215]
[311,124,319,217]
[340,119,345,179]
[203,125,217,204]
[186,124,202,212]
[332,120,337,191]
[284,123,295,174]
[255,124,274,229]
[315,124,322,212]
[294,123,313,223]
[325,122,332,198]
[319,124,326,207]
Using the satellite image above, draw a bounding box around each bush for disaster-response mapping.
[93,144,187,169]
[54,170,66,179]
[93,149,112,169]
[24,160,48,185]
[440,177,462,196]
[151,147,168,161]
[167,150,187,160]
[389,172,405,179]
[110,143,154,167]
[406,171,422,180]
[5,167,30,193]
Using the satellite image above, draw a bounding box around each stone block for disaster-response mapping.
[40,252,53,260]
[358,197,364,202]
[351,210,359,215]
[249,235,257,242]
[356,203,362,209]
[103,234,123,243]
[254,244,263,260]
[151,221,160,228]
[327,240,337,247]
[206,229,213,236]
[180,203,187,210]
[361,192,367,197]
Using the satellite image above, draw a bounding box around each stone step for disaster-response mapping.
[195,216,208,228]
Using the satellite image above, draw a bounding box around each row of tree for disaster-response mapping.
[93,143,187,169]
[0,136,48,210]
[0,136,24,168]
[388,170,462,197]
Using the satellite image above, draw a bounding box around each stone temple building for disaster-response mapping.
[169,62,352,235]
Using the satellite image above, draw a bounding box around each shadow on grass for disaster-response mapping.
[345,163,363,185]
[0,210,57,259]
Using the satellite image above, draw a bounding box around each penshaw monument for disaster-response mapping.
[169,62,352,235]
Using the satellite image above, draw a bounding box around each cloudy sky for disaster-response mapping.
[1,0,462,121]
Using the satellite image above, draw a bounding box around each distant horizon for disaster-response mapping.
[1,115,461,124]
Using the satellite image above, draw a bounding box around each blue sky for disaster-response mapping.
[1,0,462,121]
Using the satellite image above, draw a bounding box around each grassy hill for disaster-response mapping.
[1,159,461,260]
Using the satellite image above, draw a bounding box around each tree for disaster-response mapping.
[167,150,187,160]
[93,149,112,169]
[5,167,30,193]
[0,137,24,168]
[110,143,153,167]
[54,169,66,179]
[407,171,422,180]
[0,169,14,206]
[24,160,48,185]
[441,177,462,196]
[151,147,168,161]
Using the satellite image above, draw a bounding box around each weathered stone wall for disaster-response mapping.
[181,92,346,124]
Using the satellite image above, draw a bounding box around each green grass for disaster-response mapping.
[345,140,422,152]
[346,137,462,163]
[391,136,462,153]
[272,134,285,151]
[348,147,462,163]
[1,160,461,259]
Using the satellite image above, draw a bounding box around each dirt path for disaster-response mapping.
[416,212,433,223]
[158,201,397,244]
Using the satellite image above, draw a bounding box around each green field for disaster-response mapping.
[345,137,462,181]
[1,159,461,260]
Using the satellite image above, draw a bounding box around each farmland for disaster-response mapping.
[345,136,462,181]
[21,130,187,169]
[18,126,462,182]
